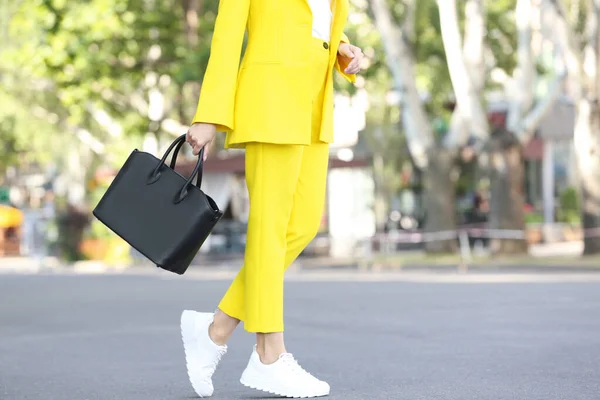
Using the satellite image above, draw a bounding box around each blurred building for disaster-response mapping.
[489,98,576,225]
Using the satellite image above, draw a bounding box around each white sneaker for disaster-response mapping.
[240,346,330,398]
[180,310,227,397]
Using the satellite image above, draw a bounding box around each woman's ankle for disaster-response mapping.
[257,346,284,364]
[256,333,286,364]
[209,310,240,346]
[208,322,229,346]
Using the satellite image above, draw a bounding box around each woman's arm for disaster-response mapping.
[191,0,251,132]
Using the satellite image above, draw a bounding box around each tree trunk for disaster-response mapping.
[547,0,600,253]
[423,149,457,253]
[489,144,528,254]
[437,0,489,143]
[369,0,435,168]
[575,98,600,254]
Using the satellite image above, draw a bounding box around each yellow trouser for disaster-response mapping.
[218,38,331,332]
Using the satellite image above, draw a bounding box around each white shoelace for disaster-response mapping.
[279,353,315,379]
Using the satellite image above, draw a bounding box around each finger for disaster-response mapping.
[342,49,355,58]
[346,58,360,71]
[349,60,361,72]
[188,135,200,148]
[350,45,362,55]
[350,48,363,61]
[192,138,206,148]
[345,60,361,74]
[339,45,354,58]
[193,142,204,155]
[350,53,364,72]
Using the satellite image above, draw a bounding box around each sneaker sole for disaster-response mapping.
[181,310,213,398]
[240,371,330,398]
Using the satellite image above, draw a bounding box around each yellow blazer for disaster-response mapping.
[191,0,355,148]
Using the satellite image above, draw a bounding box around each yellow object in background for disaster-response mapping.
[0,205,23,228]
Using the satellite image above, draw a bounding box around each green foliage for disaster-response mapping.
[87,218,114,240]
[0,0,529,239]
[557,187,581,225]
[525,212,544,224]
[363,104,409,198]
[486,0,518,77]
[560,186,579,210]
[86,183,113,240]
[1,0,222,180]
[0,89,70,179]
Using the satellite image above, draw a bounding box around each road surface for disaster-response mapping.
[1,268,599,399]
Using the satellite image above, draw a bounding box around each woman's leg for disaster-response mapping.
[258,140,329,362]
[238,138,331,397]
[216,140,329,361]
[220,142,306,332]
[217,38,330,366]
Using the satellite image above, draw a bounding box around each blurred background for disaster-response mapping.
[2,2,600,399]
[0,0,599,269]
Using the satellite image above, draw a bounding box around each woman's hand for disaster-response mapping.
[186,123,217,161]
[337,43,364,75]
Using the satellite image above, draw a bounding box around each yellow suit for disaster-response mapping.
[192,0,355,333]
[192,0,355,147]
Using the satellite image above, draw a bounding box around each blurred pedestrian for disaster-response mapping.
[181,0,364,398]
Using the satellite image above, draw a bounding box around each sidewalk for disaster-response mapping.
[1,241,598,275]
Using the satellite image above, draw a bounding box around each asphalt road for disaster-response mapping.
[1,269,599,400]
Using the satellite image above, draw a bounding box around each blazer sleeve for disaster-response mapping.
[335,33,357,83]
[191,0,250,132]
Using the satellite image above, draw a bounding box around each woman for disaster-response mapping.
[182,0,364,397]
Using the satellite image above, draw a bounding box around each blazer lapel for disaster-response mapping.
[330,0,347,43]
[329,0,348,60]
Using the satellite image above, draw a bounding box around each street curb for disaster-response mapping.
[2,254,600,275]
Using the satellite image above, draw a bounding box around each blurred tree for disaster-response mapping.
[368,0,473,253]
[1,0,225,198]
[337,2,412,230]
[369,0,564,254]
[0,0,219,259]
[548,0,600,254]
[489,0,564,254]
[438,0,564,254]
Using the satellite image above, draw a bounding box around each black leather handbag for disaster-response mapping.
[93,134,223,274]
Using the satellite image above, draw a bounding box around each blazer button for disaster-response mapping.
[323,42,329,50]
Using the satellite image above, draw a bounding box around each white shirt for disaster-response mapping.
[308,0,333,42]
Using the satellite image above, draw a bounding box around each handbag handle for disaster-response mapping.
[169,134,204,189]
[175,146,205,203]
[147,134,205,202]
[169,136,186,170]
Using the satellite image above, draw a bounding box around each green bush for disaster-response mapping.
[525,212,544,224]
[87,218,115,240]
[557,187,581,225]
[85,182,116,240]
